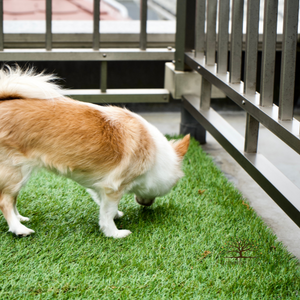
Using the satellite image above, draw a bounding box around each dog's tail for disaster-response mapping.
[0,65,64,100]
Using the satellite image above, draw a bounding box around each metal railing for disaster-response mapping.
[0,0,174,103]
[177,0,300,228]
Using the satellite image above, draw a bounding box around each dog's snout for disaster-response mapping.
[135,195,155,207]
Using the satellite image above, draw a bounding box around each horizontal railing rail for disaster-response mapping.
[0,0,174,103]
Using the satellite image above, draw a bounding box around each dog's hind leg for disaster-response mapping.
[0,193,34,236]
[98,189,131,238]
[0,164,34,236]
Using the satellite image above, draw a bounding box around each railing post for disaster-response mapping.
[200,77,212,111]
[260,0,278,107]
[46,0,52,51]
[101,61,107,93]
[244,0,260,94]
[176,0,205,143]
[195,0,206,56]
[175,0,195,71]
[278,0,299,121]
[206,0,217,66]
[244,0,260,154]
[217,0,230,73]
[93,0,100,50]
[230,0,244,83]
[180,106,206,144]
[140,0,147,50]
[0,0,3,51]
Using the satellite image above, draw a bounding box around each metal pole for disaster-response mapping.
[175,0,186,71]
[278,0,299,121]
[140,0,147,50]
[195,0,206,55]
[200,77,211,110]
[93,0,100,50]
[0,0,3,51]
[101,61,107,93]
[206,0,217,65]
[46,0,52,50]
[217,0,230,73]
[244,0,260,94]
[230,0,244,83]
[260,0,278,107]
[244,114,259,153]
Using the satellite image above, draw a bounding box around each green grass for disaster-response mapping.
[0,138,299,299]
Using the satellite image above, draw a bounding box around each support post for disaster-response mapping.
[180,104,206,144]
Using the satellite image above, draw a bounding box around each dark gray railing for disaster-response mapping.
[0,0,174,103]
[177,0,300,228]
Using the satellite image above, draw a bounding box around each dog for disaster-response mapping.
[0,66,190,238]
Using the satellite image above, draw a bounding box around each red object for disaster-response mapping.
[3,0,130,20]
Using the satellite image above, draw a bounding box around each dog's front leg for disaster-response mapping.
[87,188,124,220]
[98,191,131,238]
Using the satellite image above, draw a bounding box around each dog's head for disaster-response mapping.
[134,134,190,206]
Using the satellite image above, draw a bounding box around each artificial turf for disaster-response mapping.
[0,137,299,299]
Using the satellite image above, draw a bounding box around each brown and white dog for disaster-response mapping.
[0,66,190,238]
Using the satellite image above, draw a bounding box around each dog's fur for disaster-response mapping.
[0,66,190,238]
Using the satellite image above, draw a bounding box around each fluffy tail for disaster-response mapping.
[0,65,64,100]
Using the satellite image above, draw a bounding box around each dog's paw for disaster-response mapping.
[17,215,30,222]
[113,229,132,238]
[114,210,124,219]
[103,229,132,238]
[9,224,35,237]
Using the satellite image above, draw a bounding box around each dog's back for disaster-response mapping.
[0,66,189,238]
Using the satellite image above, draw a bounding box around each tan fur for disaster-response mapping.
[0,98,154,177]
[0,66,190,238]
[171,134,190,159]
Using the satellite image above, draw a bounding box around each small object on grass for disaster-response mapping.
[198,189,206,195]
[242,201,250,210]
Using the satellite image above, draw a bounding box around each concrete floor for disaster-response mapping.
[139,111,300,260]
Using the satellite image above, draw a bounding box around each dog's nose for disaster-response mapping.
[135,195,155,207]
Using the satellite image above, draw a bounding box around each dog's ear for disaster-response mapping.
[172,134,190,159]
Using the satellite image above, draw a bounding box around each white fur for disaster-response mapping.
[0,65,63,99]
[0,66,188,238]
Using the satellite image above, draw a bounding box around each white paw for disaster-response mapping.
[102,228,132,238]
[9,224,35,237]
[114,211,124,219]
[18,215,30,222]
[113,229,132,238]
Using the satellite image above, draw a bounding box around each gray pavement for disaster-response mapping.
[139,111,300,260]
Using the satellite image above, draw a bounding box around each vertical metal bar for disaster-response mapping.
[278,0,299,121]
[175,0,187,71]
[180,106,206,144]
[140,0,147,50]
[200,77,212,110]
[101,61,107,93]
[93,0,100,50]
[0,0,3,51]
[185,0,196,52]
[244,0,260,94]
[195,0,206,55]
[244,113,259,153]
[206,0,217,65]
[46,0,52,50]
[260,0,278,107]
[217,0,230,73]
[230,0,244,83]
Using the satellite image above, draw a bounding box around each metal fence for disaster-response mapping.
[0,0,299,227]
[0,0,174,103]
[177,0,300,228]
